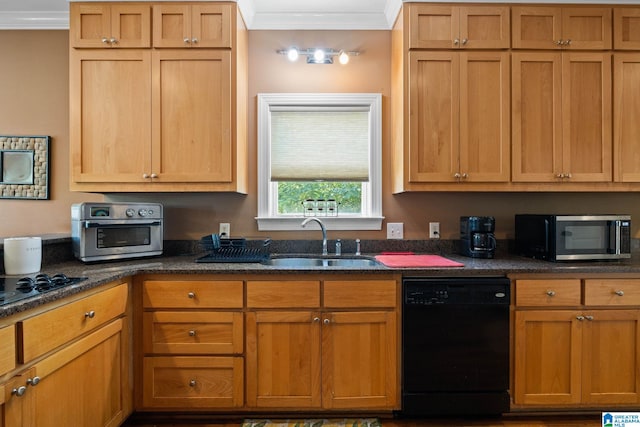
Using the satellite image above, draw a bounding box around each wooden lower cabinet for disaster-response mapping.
[513,278,640,408]
[3,319,127,427]
[245,277,399,411]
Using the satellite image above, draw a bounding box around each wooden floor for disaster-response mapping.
[121,414,602,427]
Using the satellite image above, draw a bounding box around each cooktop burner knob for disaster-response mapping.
[126,208,135,217]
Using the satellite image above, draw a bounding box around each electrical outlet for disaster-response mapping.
[387,222,404,240]
[429,222,440,239]
[219,223,230,238]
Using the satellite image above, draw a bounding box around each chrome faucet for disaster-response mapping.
[301,217,328,256]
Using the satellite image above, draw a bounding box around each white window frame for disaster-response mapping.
[256,93,384,231]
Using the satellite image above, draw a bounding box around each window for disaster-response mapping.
[256,93,383,231]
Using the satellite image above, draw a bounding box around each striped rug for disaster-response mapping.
[242,419,381,427]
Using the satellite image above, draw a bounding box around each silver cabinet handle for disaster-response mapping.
[461,38,468,45]
[184,37,191,44]
[615,290,625,296]
[454,172,461,179]
[313,317,320,323]
[453,38,460,45]
[189,330,196,337]
[576,315,585,321]
[192,38,198,44]
[556,173,565,178]
[188,292,195,299]
[565,173,572,179]
[27,376,41,386]
[109,37,117,44]
[12,386,27,397]
[85,310,96,318]
[189,379,196,387]
[556,40,563,46]
[546,290,556,297]
[102,37,109,44]
[585,315,594,321]
[150,173,158,179]
[143,173,150,179]
[565,39,572,46]
[323,318,330,325]
[461,173,468,179]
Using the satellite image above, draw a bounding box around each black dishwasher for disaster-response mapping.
[400,276,511,417]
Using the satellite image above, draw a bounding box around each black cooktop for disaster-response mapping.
[0,273,88,306]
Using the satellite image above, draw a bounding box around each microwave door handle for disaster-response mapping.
[615,220,621,255]
[83,221,162,228]
[544,219,550,254]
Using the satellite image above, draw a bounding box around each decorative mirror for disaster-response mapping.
[0,136,50,200]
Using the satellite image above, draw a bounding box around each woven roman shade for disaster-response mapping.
[269,106,370,181]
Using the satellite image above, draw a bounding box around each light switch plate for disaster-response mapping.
[387,222,404,239]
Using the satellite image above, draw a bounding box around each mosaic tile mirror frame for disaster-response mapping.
[0,136,50,200]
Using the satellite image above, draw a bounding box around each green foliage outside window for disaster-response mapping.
[277,182,362,215]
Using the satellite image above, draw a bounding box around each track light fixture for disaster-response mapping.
[277,47,360,64]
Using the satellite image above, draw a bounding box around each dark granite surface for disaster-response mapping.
[2,237,640,318]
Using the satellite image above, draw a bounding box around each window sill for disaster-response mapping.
[256,216,384,231]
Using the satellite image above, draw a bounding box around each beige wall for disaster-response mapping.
[2,29,639,242]
[0,31,101,239]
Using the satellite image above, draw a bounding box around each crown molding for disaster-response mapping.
[0,11,68,30]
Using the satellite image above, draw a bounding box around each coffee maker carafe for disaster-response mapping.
[460,216,496,258]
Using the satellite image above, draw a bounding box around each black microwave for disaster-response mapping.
[515,214,631,261]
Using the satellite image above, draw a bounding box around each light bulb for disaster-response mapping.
[338,51,349,65]
[313,49,326,63]
[287,47,299,62]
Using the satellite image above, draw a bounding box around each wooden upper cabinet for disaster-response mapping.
[512,52,612,183]
[70,3,151,48]
[408,4,510,49]
[614,8,640,50]
[408,51,510,183]
[512,6,612,50]
[614,53,640,182]
[153,4,232,48]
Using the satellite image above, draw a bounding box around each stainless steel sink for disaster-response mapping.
[263,256,380,267]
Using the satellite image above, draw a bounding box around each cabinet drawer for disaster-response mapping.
[324,280,397,308]
[143,311,243,355]
[19,283,128,363]
[584,279,640,306]
[247,280,320,308]
[515,279,581,306]
[143,356,243,408]
[0,325,16,375]
[143,280,243,308]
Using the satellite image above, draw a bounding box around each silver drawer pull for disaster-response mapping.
[188,292,195,299]
[189,330,196,337]
[27,376,41,386]
[189,379,196,387]
[576,315,585,321]
[615,290,625,296]
[585,315,594,321]
[85,310,96,318]
[546,291,556,297]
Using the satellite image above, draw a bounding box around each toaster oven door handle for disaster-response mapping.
[83,221,162,228]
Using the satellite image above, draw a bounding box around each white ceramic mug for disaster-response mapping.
[3,237,42,275]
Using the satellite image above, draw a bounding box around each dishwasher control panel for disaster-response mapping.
[403,277,510,305]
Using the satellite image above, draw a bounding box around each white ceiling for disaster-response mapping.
[0,0,403,30]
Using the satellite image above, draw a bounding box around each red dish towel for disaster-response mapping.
[375,254,464,268]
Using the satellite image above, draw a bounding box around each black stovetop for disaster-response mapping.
[0,273,88,306]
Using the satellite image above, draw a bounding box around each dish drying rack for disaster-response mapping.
[196,234,271,263]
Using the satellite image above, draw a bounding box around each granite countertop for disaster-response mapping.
[3,252,640,319]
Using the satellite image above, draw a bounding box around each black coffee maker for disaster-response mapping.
[460,216,496,258]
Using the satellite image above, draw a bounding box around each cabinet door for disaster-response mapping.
[322,311,398,409]
[562,7,612,50]
[70,49,152,184]
[513,310,582,405]
[614,8,640,50]
[459,6,510,49]
[70,4,150,48]
[458,51,510,182]
[153,5,191,48]
[614,53,640,182]
[152,50,232,183]
[245,311,321,408]
[32,319,126,427]
[191,4,232,48]
[561,52,612,182]
[512,6,563,49]
[581,310,640,405]
[408,51,459,182]
[408,4,458,49]
[2,369,35,427]
[511,52,563,182]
